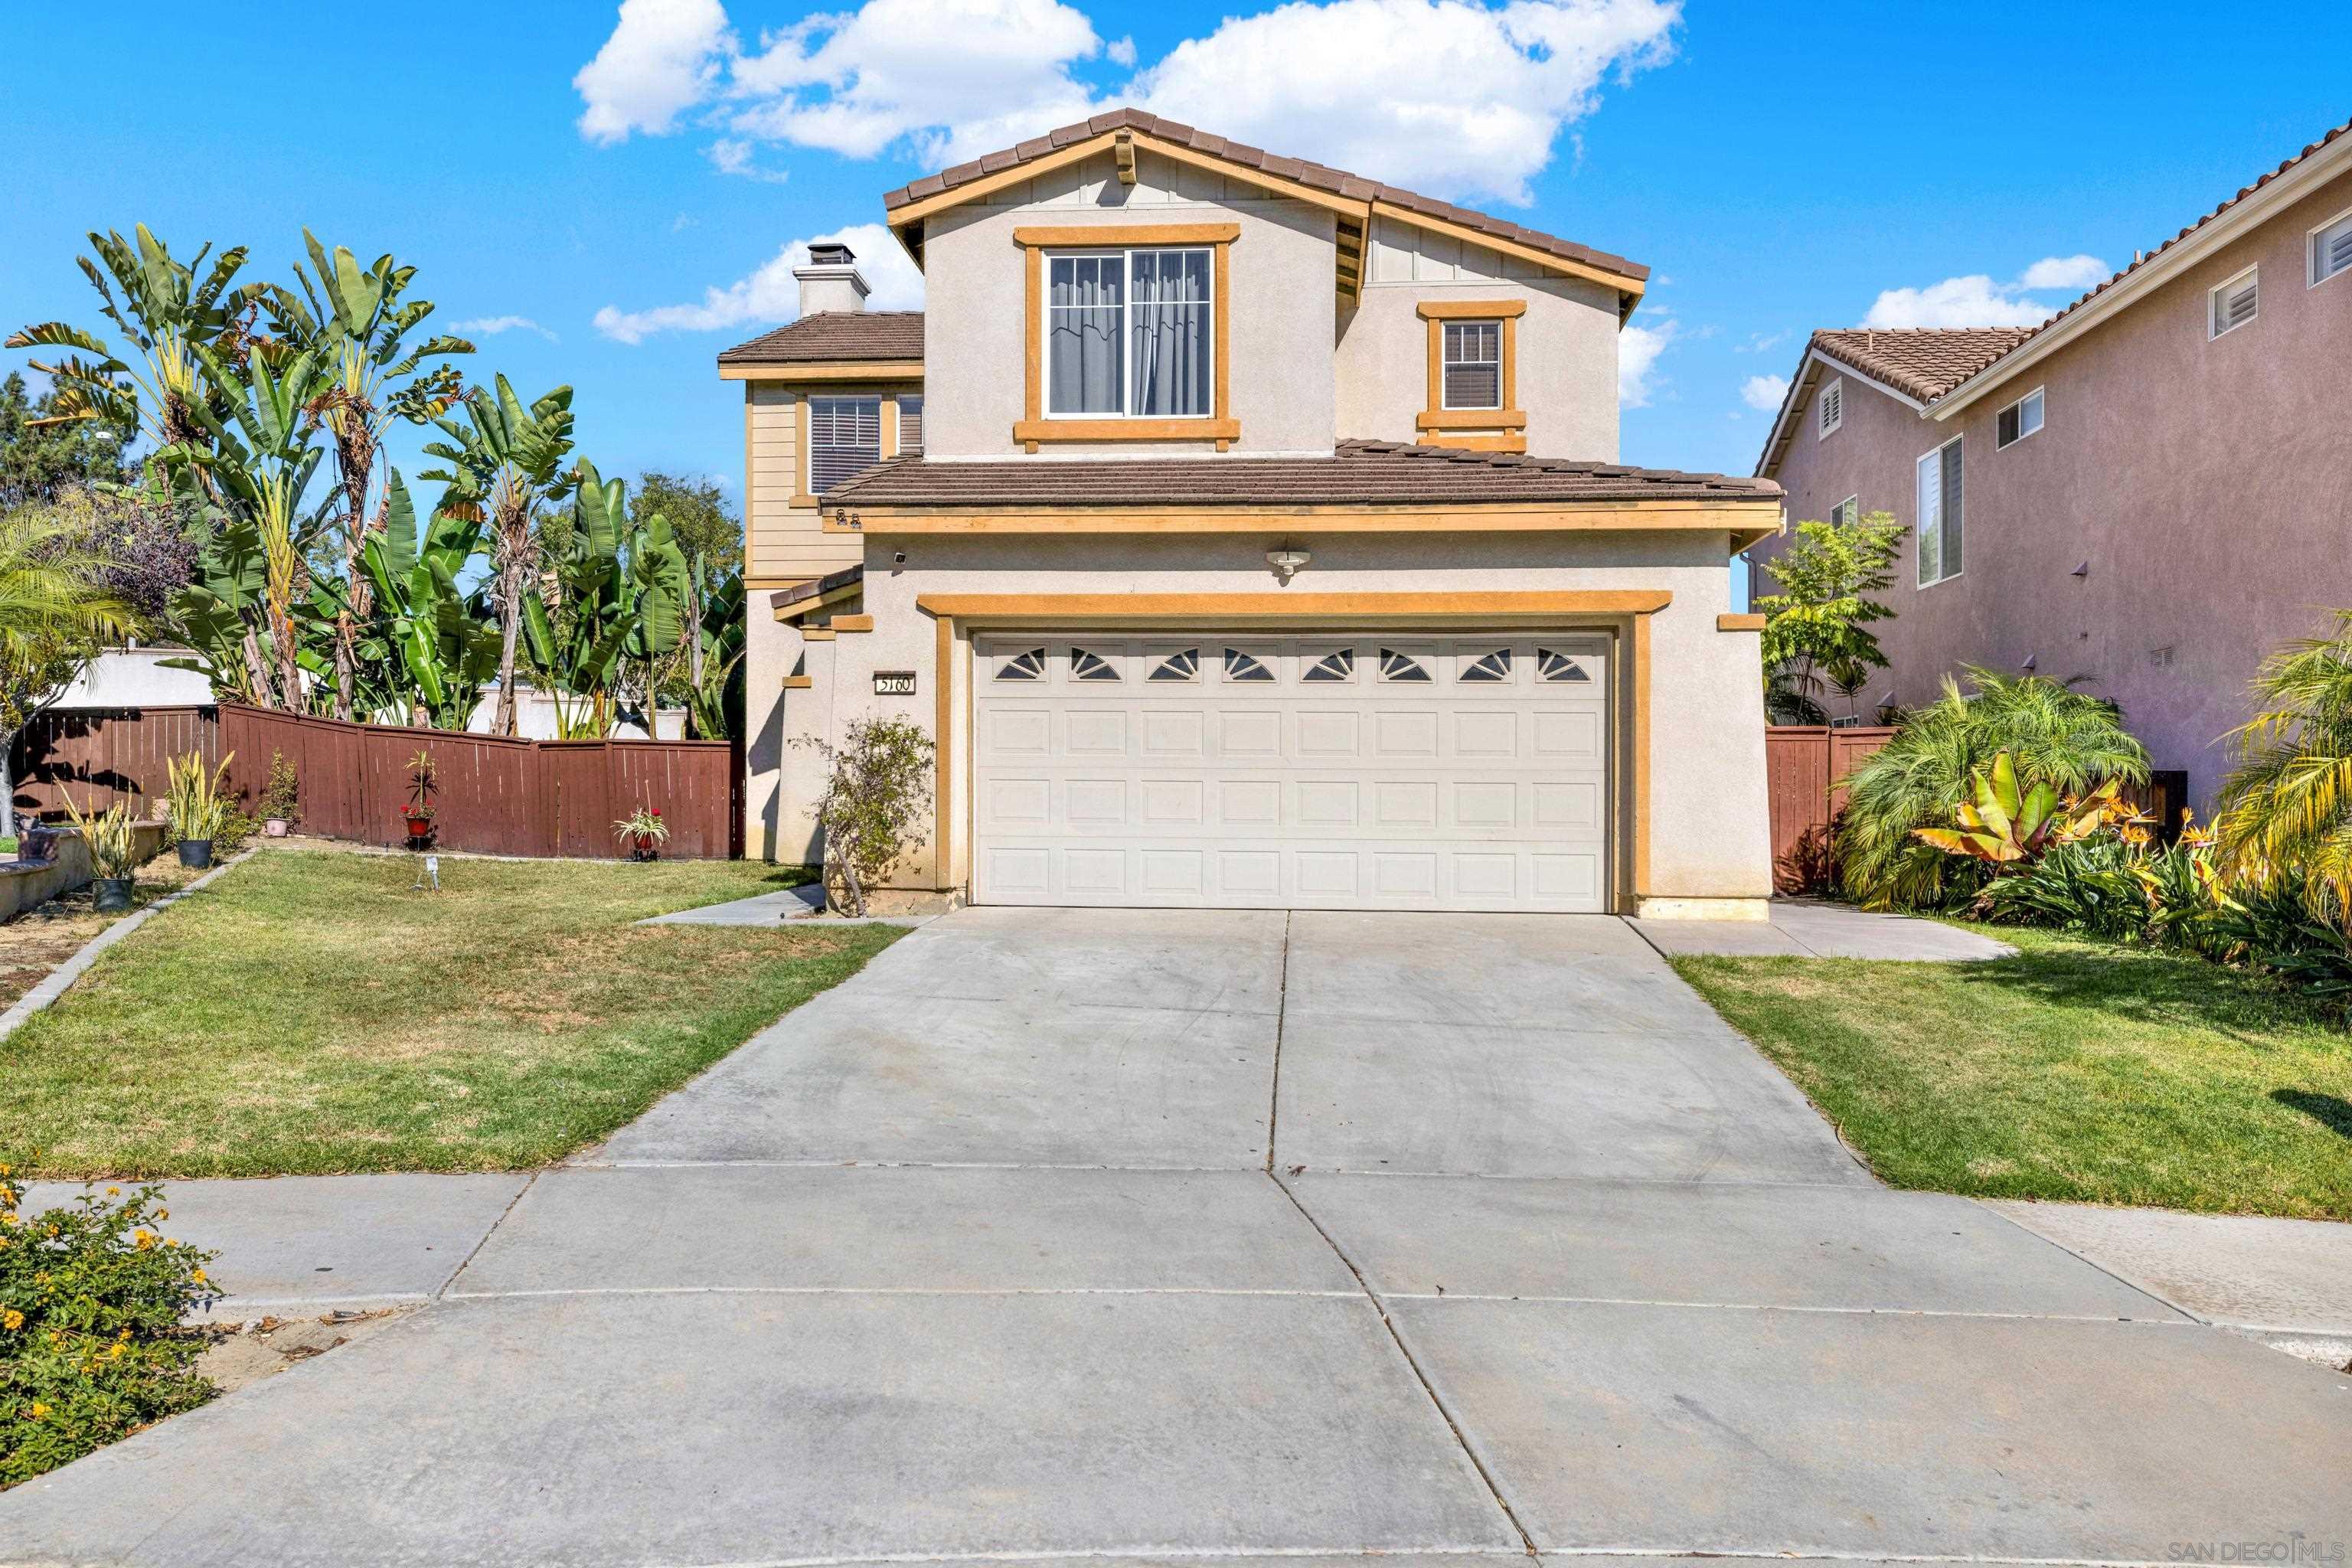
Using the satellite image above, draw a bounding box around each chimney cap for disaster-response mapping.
[806,242,857,267]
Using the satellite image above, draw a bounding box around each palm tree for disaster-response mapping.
[2213,610,2352,929]
[1838,666,2149,908]
[0,504,132,838]
[421,377,576,735]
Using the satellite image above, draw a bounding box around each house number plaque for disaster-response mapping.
[873,670,918,696]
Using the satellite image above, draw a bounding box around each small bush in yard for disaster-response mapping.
[794,716,936,916]
[1,1162,218,1488]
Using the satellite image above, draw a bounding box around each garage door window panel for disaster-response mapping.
[1302,647,1357,682]
[1221,648,1275,682]
[1146,648,1200,682]
[1069,647,1122,681]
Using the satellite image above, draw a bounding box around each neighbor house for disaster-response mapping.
[1752,116,2352,808]
[724,109,1785,917]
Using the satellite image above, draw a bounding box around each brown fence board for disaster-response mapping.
[11,707,222,822]
[1765,725,1896,893]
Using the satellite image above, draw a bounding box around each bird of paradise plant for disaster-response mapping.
[1913,750,2129,866]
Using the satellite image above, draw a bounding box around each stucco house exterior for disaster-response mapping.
[1751,117,2352,808]
[727,109,1785,917]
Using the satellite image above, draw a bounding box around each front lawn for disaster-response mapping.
[5,848,900,1178]
[1671,926,2352,1220]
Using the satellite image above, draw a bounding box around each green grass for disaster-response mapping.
[1671,925,2352,1220]
[4,848,901,1178]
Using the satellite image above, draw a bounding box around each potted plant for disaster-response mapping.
[614,805,668,861]
[164,749,234,869]
[259,750,299,838]
[400,748,438,845]
[62,792,142,913]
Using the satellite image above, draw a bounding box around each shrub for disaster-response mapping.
[1,1165,218,1488]
[1982,837,2151,940]
[2201,872,2352,1002]
[257,750,299,826]
[2213,609,2352,930]
[1838,668,2150,910]
[793,716,935,917]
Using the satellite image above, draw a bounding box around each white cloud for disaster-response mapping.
[1132,0,1679,204]
[452,315,559,342]
[706,136,789,181]
[1739,373,1788,411]
[593,221,923,344]
[1863,253,2112,329]
[671,212,698,232]
[574,0,734,145]
[1619,317,1677,408]
[2018,253,2110,290]
[572,0,1681,206]
[1735,328,1789,354]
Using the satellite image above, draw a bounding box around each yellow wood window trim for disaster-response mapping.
[919,590,1671,907]
[1419,300,1525,452]
[1717,612,1767,632]
[1018,226,1236,452]
[781,674,815,689]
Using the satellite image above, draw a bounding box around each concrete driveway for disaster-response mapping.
[5,909,2347,1566]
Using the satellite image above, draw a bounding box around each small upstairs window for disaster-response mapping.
[2210,266,2258,338]
[895,394,924,456]
[1817,377,1843,438]
[1996,387,2044,449]
[808,396,881,493]
[1441,321,1501,410]
[2313,209,2352,286]
[1830,495,1859,528]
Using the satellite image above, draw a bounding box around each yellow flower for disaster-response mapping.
[108,1341,125,1360]
[2,1309,21,1331]
[191,1268,207,1285]
[157,1209,168,1220]
[28,1402,47,1419]
[133,1228,155,1250]
[106,1186,119,1196]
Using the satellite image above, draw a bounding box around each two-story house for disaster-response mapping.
[1752,116,2352,808]
[725,109,1784,918]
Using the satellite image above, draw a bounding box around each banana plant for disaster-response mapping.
[684,570,745,740]
[358,471,501,729]
[1915,751,2125,866]
[5,225,254,458]
[250,232,472,719]
[525,460,688,738]
[421,375,575,735]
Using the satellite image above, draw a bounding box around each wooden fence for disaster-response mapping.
[216,707,740,859]
[11,706,223,821]
[10,704,740,859]
[1764,725,1897,893]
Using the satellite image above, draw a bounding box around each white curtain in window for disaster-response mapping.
[1048,256,1124,414]
[1129,250,1210,417]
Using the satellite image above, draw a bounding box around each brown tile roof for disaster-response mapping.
[821,439,1777,509]
[718,311,923,366]
[1806,328,2037,403]
[880,107,1648,286]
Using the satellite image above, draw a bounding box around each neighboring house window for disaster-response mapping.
[2209,266,2259,338]
[808,396,881,493]
[1831,495,1859,528]
[1916,436,1964,586]
[1046,248,1212,418]
[1817,378,1843,438]
[896,395,924,456]
[2313,208,2352,286]
[1996,387,2045,449]
[1441,321,1502,409]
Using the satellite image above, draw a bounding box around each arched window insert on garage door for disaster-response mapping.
[1537,648,1594,683]
[996,647,1048,681]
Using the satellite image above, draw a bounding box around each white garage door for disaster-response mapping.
[972,631,1612,912]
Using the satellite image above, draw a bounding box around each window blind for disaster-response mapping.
[808,396,881,492]
[2212,272,2258,336]
[2316,215,2352,284]
[896,395,924,456]
[1442,320,1501,409]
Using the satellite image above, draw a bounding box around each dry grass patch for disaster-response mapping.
[5,846,901,1177]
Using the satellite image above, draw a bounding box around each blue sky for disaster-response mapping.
[5,0,2346,551]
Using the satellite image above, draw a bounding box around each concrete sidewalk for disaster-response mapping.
[1632,897,2015,959]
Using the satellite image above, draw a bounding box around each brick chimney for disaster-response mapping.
[795,243,869,316]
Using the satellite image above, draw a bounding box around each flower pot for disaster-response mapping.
[177,838,214,870]
[93,877,134,913]
[265,818,289,838]
[403,816,434,844]
[632,833,659,862]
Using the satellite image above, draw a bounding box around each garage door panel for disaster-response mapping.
[974,633,1611,913]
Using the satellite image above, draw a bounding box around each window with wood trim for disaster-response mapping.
[896,394,924,456]
[808,396,882,493]
[1442,321,1502,409]
[1046,248,1212,418]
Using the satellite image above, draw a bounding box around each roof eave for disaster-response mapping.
[1929,129,2352,420]
[1756,344,1927,479]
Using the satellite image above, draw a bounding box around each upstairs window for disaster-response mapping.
[2209,266,2258,338]
[1916,436,1964,587]
[1830,495,1859,528]
[1817,377,1844,438]
[808,396,881,493]
[2313,209,2352,286]
[1996,387,2044,449]
[895,395,924,456]
[1046,248,1212,419]
[1441,321,1502,410]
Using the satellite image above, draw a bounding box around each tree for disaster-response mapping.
[795,716,936,916]
[1754,510,1906,724]
[526,462,688,739]
[421,377,576,735]
[2213,610,2352,931]
[358,472,502,728]
[0,498,136,837]
[1836,667,2150,910]
[633,472,740,737]
[250,234,471,720]
[0,371,128,508]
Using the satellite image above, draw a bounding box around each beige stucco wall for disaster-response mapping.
[1754,163,2352,808]
[1335,217,1623,461]
[920,149,1338,458]
[746,529,1770,906]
